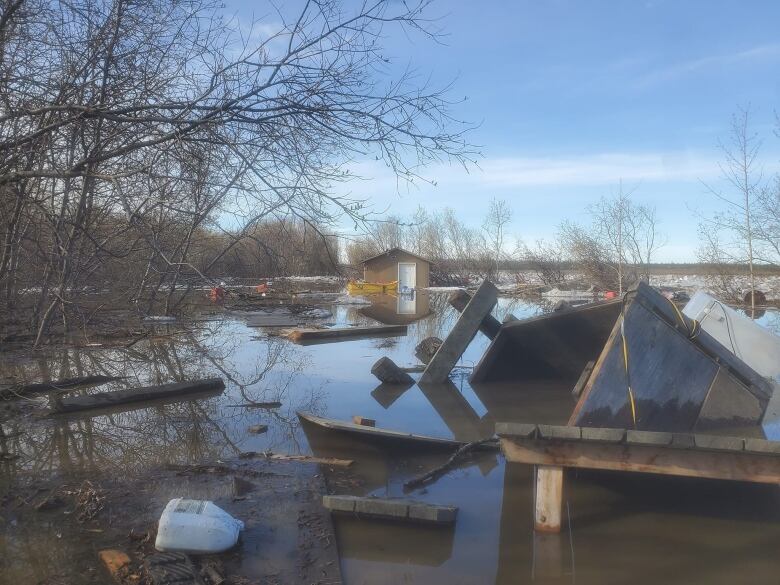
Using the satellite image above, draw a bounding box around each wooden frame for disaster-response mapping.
[498,424,780,532]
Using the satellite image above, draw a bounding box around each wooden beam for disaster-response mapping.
[501,437,780,484]
[534,466,564,532]
[448,289,503,339]
[51,378,225,414]
[421,280,498,384]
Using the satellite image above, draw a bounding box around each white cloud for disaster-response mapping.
[348,150,725,191]
[634,43,780,88]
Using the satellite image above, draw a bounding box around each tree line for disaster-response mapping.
[0,0,472,344]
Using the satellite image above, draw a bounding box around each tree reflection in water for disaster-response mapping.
[0,318,326,482]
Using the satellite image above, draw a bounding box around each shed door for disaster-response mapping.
[398,262,417,291]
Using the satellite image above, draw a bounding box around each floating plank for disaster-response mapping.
[471,300,621,383]
[1,375,124,398]
[571,283,774,432]
[298,411,494,452]
[420,280,498,384]
[50,378,225,414]
[322,495,457,524]
[286,325,407,344]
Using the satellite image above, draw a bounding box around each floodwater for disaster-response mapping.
[2,291,780,584]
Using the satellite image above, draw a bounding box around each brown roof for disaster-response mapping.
[361,247,432,265]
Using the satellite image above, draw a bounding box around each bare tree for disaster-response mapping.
[482,197,513,276]
[698,106,767,310]
[558,188,664,291]
[0,0,474,343]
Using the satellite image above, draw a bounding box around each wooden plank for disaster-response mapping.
[287,325,407,344]
[322,495,457,524]
[571,361,595,398]
[51,378,225,414]
[534,466,564,532]
[449,289,502,339]
[421,280,498,384]
[572,299,719,431]
[500,437,780,484]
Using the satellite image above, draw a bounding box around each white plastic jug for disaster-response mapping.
[155,498,244,554]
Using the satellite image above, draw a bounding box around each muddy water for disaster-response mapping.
[2,292,780,584]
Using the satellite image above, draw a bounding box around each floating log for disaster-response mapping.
[248,424,268,434]
[371,357,414,385]
[570,283,774,432]
[420,280,498,384]
[322,495,457,524]
[50,378,225,414]
[298,411,498,452]
[471,299,621,383]
[1,375,124,398]
[286,325,407,344]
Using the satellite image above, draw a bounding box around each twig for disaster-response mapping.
[403,437,499,491]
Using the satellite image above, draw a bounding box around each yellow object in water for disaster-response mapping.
[347,280,398,295]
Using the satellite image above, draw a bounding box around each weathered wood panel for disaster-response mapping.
[471,300,621,383]
[51,378,225,414]
[420,280,498,384]
[573,301,718,431]
[500,436,780,484]
[571,284,771,432]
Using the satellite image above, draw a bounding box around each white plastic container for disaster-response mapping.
[155,498,244,554]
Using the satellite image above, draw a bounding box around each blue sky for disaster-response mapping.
[227,0,780,261]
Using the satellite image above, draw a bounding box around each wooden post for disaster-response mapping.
[420,280,498,384]
[534,465,563,533]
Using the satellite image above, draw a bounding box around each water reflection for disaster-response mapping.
[2,293,780,585]
[359,291,433,325]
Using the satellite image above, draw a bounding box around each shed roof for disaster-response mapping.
[361,247,432,265]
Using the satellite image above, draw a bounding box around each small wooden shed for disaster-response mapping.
[362,248,431,291]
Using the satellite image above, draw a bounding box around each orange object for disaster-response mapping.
[98,549,130,582]
[209,286,226,303]
[604,290,618,300]
[255,283,269,293]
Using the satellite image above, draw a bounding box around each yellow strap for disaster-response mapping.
[620,317,638,428]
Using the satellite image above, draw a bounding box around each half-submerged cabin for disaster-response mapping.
[362,248,431,291]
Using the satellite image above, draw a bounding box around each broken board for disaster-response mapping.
[570,283,774,432]
[471,299,621,383]
[50,378,225,414]
[420,280,498,384]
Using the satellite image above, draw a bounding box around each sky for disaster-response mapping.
[226,0,780,262]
